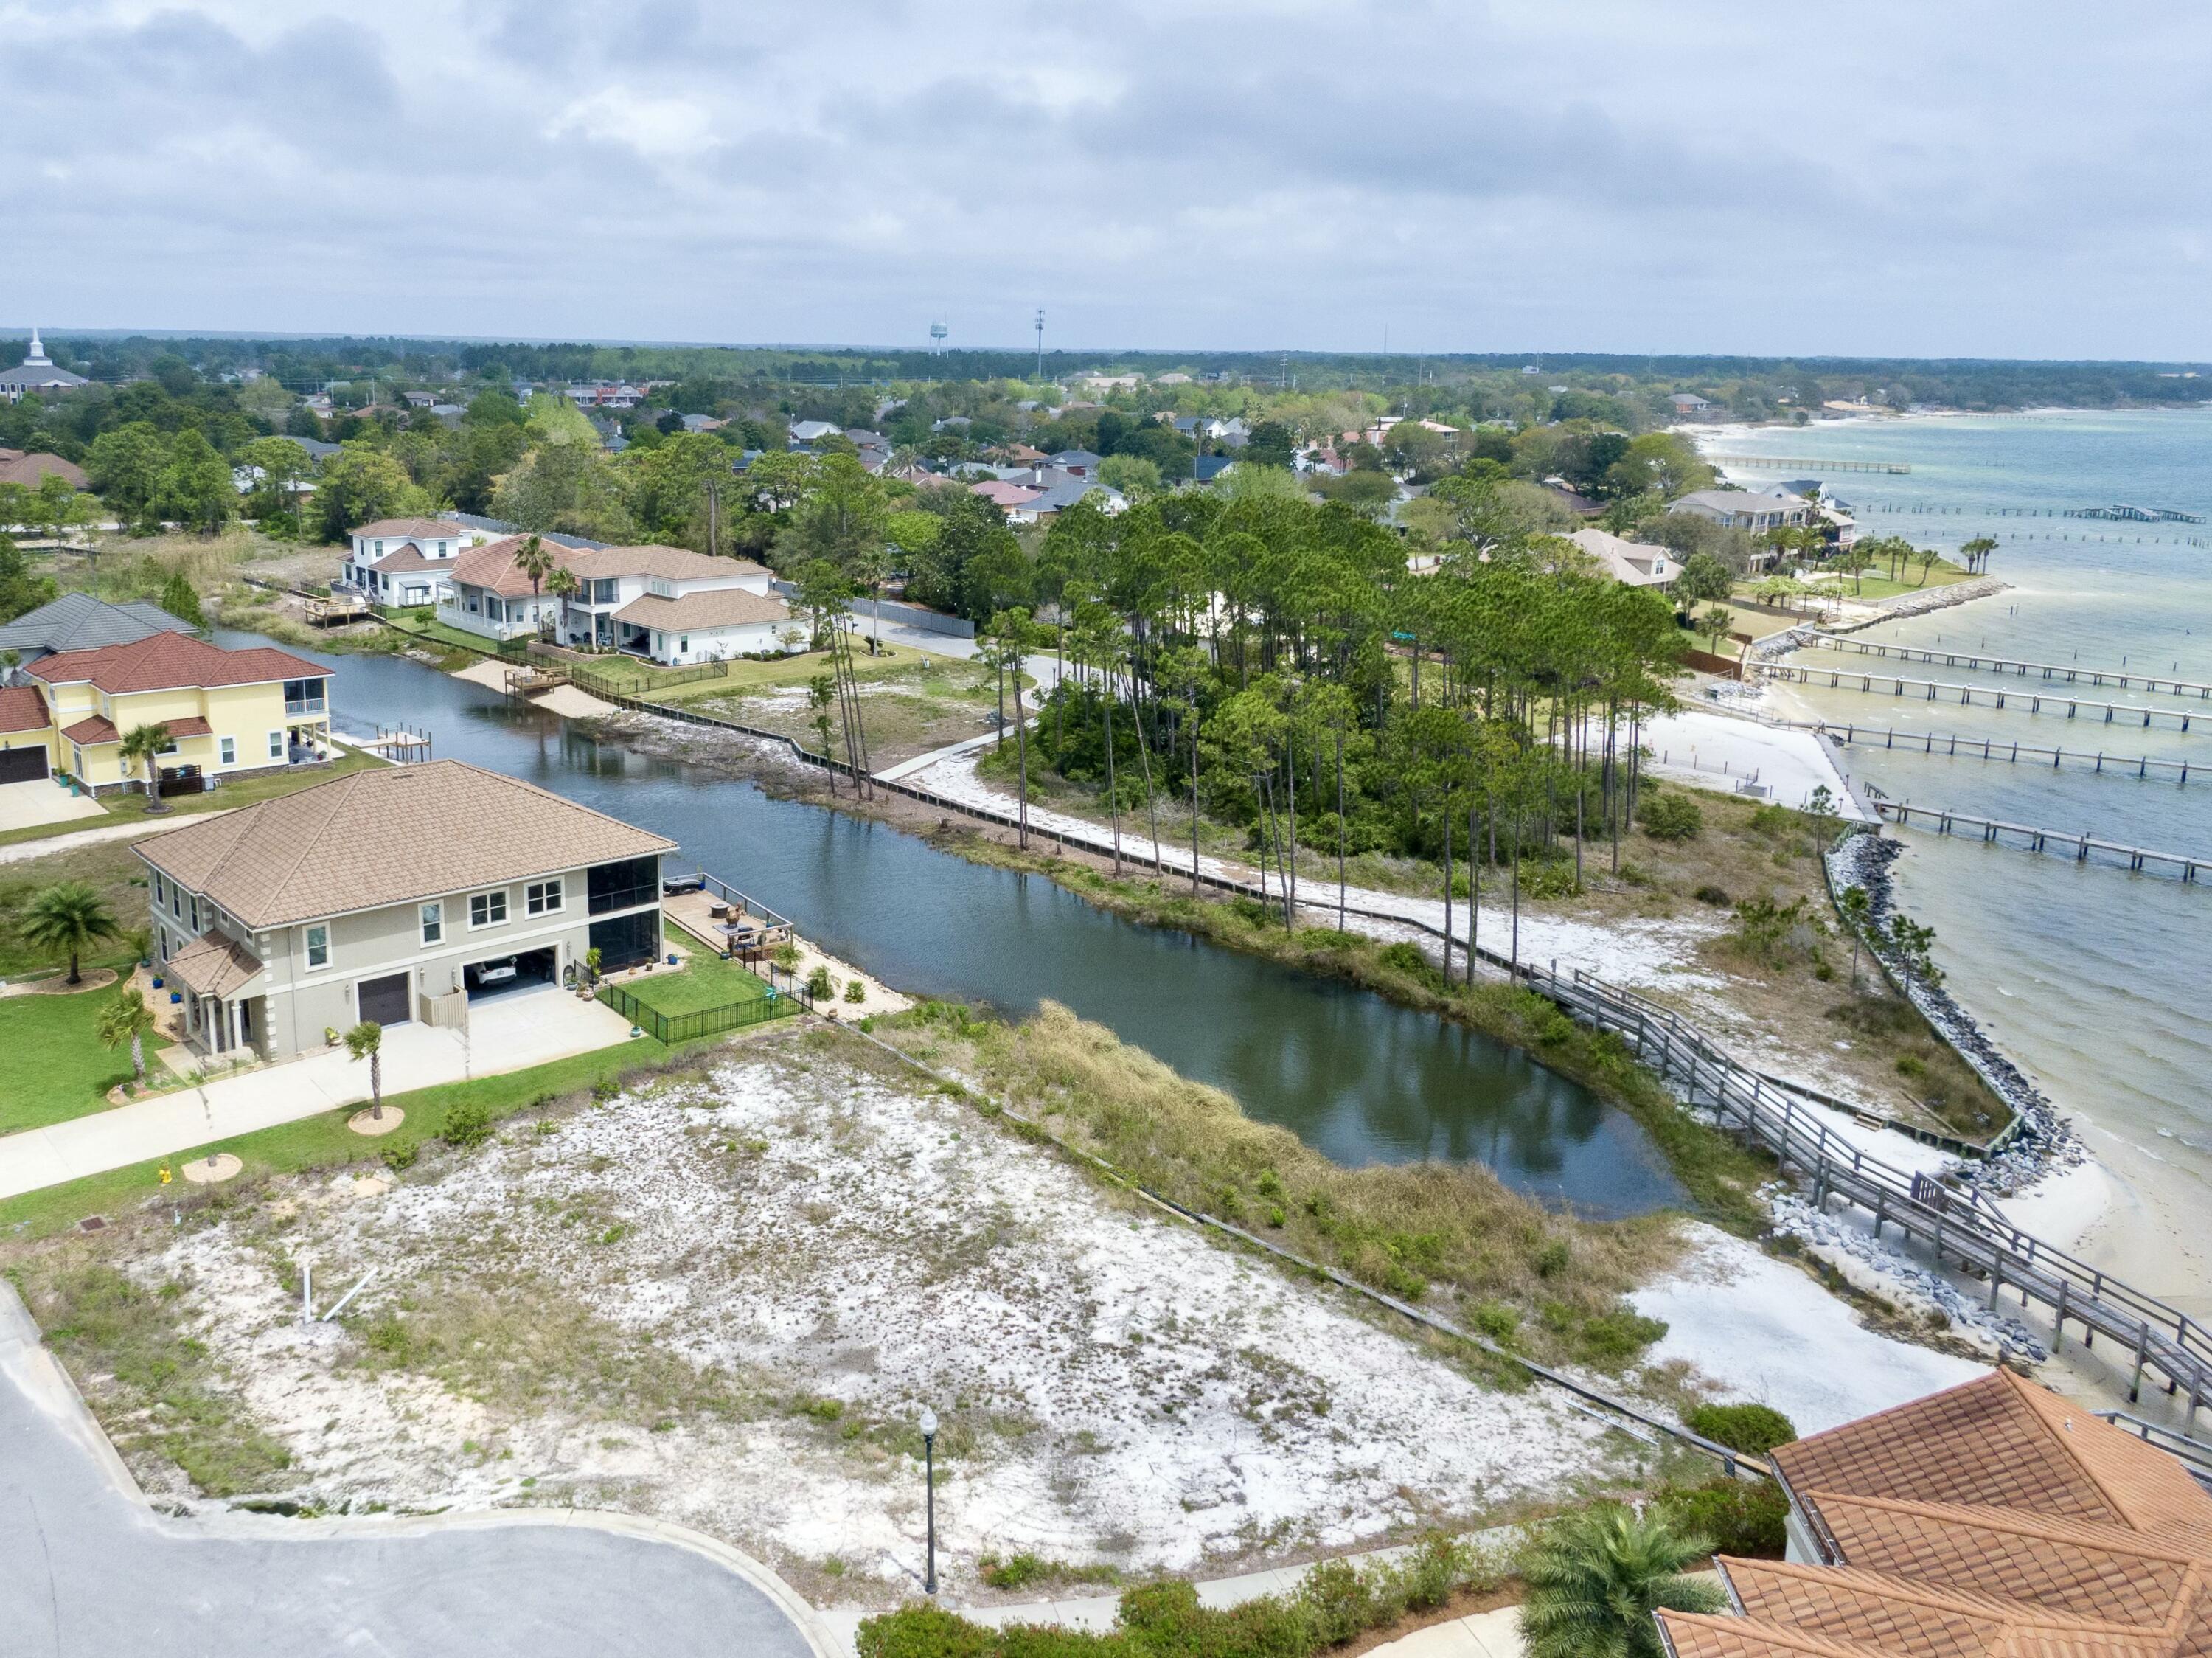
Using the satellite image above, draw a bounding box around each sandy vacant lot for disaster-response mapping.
[127,1033,1623,1601]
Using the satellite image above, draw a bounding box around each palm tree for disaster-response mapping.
[515,534,556,635]
[96,985,158,1089]
[118,721,174,813]
[21,881,119,985]
[1519,1504,1726,1658]
[544,563,580,642]
[344,1020,385,1119]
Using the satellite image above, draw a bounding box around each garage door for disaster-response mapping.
[355,971,412,1027]
[0,748,49,784]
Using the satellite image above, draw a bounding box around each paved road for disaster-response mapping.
[0,1286,832,1658]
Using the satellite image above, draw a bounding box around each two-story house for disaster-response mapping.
[562,545,793,664]
[343,516,484,606]
[136,760,676,1060]
[23,632,333,795]
[437,535,573,642]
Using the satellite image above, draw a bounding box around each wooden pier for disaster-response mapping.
[1766,663,2204,732]
[504,662,571,698]
[1798,636,2212,700]
[1538,968,2212,1415]
[352,724,433,763]
[1874,800,2208,882]
[1781,720,2195,784]
[302,592,372,627]
[1705,453,1912,474]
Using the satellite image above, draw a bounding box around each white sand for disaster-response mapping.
[1630,1224,1983,1434]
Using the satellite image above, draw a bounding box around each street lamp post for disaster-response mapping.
[918,1406,939,1595]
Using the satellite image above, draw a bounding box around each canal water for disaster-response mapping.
[242,634,1683,1218]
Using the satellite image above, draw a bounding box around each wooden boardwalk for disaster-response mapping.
[1799,637,2212,699]
[1766,663,2205,732]
[1780,720,2197,784]
[1874,800,2209,882]
[1705,453,1912,474]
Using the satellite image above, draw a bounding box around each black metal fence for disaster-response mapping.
[597,974,804,1042]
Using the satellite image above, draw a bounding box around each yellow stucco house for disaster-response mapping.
[14,632,333,797]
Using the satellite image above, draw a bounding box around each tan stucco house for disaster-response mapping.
[135,760,675,1060]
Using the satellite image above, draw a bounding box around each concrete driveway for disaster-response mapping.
[0,776,105,833]
[0,1283,835,1658]
[0,986,638,1199]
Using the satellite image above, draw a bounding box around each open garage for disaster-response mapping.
[463,946,557,1001]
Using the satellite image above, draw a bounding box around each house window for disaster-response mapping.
[592,578,619,605]
[470,889,508,928]
[268,731,285,760]
[526,878,563,916]
[219,735,236,766]
[305,925,330,968]
[156,732,180,757]
[421,901,443,944]
[648,577,675,598]
[678,636,689,654]
[169,884,182,919]
[284,677,327,716]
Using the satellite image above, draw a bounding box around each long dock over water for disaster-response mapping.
[1779,720,2197,784]
[1874,801,2208,882]
[1705,453,1912,474]
[1765,664,2205,732]
[1798,637,2212,700]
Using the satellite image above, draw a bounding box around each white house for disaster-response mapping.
[437,536,572,641]
[1564,527,1674,587]
[344,517,484,605]
[1666,488,1812,534]
[557,544,783,659]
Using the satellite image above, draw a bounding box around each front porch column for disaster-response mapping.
[227,998,243,1053]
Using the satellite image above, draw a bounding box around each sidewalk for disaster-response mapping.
[0,987,636,1199]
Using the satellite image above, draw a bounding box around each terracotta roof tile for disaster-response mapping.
[610,589,791,632]
[134,759,676,929]
[27,633,325,696]
[62,714,118,745]
[446,535,580,598]
[0,684,48,735]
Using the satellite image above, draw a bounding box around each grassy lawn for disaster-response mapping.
[638,641,957,703]
[625,951,774,1019]
[0,839,150,980]
[0,983,175,1136]
[0,749,389,853]
[0,1033,701,1241]
[1804,555,1975,604]
[380,610,523,659]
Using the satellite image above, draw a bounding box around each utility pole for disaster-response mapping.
[1034,308,1045,381]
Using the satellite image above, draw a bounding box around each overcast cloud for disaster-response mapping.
[4,1,2208,358]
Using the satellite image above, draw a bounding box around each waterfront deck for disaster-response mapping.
[1766,663,2205,731]
[1798,636,2212,699]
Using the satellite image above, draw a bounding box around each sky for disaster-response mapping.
[5,1,2211,360]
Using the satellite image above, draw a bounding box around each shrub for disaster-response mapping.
[1377,940,1447,993]
[1655,1478,1790,1558]
[1635,793,1703,842]
[807,965,835,1000]
[1683,1401,1797,1455]
[379,1140,418,1172]
[844,977,867,1003]
[442,1100,492,1149]
[1518,861,1581,901]
[1895,1054,1926,1078]
[1692,884,1730,907]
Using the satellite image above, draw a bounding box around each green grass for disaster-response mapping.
[0,748,389,853]
[0,1033,691,1241]
[625,952,774,1019]
[0,983,175,1134]
[638,641,956,703]
[380,611,524,658]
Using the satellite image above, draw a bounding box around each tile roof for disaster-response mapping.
[349,517,459,540]
[0,592,194,656]
[445,534,577,599]
[134,759,677,929]
[1681,1372,2212,1658]
[27,633,324,696]
[570,544,767,581]
[364,544,451,575]
[611,589,792,632]
[165,930,265,999]
[970,479,1043,507]
[61,715,119,745]
[0,684,49,734]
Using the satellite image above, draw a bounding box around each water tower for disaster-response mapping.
[928,321,948,356]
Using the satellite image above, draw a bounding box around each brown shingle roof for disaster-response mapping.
[165,930,265,999]
[350,517,460,540]
[0,450,88,489]
[362,544,451,575]
[0,684,48,735]
[610,589,792,633]
[445,535,580,599]
[571,544,768,580]
[27,633,324,696]
[133,759,676,929]
[61,715,119,745]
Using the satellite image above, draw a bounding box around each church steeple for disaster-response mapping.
[23,328,51,368]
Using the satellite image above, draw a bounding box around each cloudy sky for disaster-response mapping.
[6,1,2209,358]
